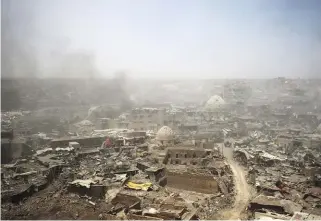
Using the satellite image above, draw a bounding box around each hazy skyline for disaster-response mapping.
[2,0,321,78]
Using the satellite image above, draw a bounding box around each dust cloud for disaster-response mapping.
[1,0,99,79]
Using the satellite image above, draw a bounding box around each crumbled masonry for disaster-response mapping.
[2,78,321,220]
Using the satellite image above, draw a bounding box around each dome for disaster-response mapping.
[205,95,225,111]
[156,126,174,141]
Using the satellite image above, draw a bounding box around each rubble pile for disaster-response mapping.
[2,77,321,220]
[1,127,234,220]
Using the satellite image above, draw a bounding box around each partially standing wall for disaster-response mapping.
[166,171,219,194]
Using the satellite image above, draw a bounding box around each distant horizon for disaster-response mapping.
[2,76,320,80]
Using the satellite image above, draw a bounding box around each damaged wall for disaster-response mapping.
[164,147,212,166]
[1,139,33,164]
[166,171,219,194]
[50,136,105,148]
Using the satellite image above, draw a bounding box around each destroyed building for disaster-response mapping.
[128,108,166,131]
[164,146,213,166]
[2,78,321,220]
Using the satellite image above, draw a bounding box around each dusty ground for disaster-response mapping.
[1,179,116,220]
[219,143,252,220]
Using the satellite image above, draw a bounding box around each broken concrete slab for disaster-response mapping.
[12,171,38,179]
[55,146,74,152]
[68,179,107,199]
[281,199,303,215]
[50,137,105,148]
[76,149,100,158]
[36,148,53,156]
[70,179,96,188]
[2,184,36,203]
[69,141,80,149]
[290,212,321,220]
[136,162,151,172]
[254,211,291,220]
[145,167,166,183]
[111,193,141,211]
[249,195,302,215]
[113,168,139,177]
[37,154,64,167]
[159,203,186,218]
[45,165,64,182]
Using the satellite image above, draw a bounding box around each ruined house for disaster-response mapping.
[1,138,33,164]
[70,119,95,135]
[233,149,254,167]
[192,133,210,147]
[128,108,166,131]
[50,136,105,148]
[276,133,294,151]
[249,194,303,215]
[257,152,284,167]
[164,147,212,166]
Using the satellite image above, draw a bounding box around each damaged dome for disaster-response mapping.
[205,95,225,111]
[156,126,174,141]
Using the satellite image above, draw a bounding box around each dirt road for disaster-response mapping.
[221,144,251,219]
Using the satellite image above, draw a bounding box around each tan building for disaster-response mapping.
[166,171,219,194]
[128,108,166,131]
[164,147,212,166]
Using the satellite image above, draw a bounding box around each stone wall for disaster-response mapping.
[166,171,219,194]
[128,108,165,131]
[164,147,212,166]
[1,140,32,164]
[50,136,105,148]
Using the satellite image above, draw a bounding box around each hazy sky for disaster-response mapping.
[3,0,321,78]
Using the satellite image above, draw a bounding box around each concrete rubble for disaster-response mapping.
[1,78,321,220]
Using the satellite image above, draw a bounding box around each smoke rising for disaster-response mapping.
[1,0,38,78]
[1,0,99,79]
[48,49,99,79]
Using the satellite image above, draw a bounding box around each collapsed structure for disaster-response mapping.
[1,78,321,220]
